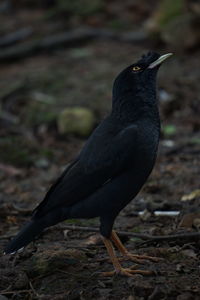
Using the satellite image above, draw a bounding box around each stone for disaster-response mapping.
[57,107,96,137]
[27,248,87,276]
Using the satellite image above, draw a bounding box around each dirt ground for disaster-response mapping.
[0,2,200,300]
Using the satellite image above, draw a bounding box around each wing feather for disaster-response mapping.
[33,120,138,218]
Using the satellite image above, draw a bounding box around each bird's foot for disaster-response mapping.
[110,231,163,264]
[120,252,163,264]
[101,265,154,277]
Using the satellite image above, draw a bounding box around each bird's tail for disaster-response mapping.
[4,219,45,255]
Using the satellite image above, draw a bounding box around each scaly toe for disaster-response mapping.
[125,253,163,263]
[100,270,116,277]
[119,255,145,264]
[118,269,135,277]
[124,267,155,275]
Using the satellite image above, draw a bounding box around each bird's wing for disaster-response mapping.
[33,123,138,218]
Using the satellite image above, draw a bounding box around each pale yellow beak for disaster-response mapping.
[148,53,173,69]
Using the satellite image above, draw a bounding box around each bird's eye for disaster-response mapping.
[132,66,141,71]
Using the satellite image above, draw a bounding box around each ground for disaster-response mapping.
[0,3,200,299]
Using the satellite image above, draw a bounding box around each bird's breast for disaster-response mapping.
[129,122,159,176]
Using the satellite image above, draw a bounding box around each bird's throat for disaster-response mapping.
[111,91,159,123]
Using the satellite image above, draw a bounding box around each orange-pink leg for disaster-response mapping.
[111,230,162,263]
[101,237,154,277]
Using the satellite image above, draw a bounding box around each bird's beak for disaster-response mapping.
[148,53,173,69]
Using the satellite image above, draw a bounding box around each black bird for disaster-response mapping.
[4,52,172,276]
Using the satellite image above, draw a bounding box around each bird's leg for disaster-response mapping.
[111,230,161,263]
[101,237,153,277]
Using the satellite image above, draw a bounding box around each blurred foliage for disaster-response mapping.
[156,0,184,27]
[0,136,33,166]
[145,0,185,35]
[162,124,177,136]
[0,0,199,168]
[23,101,57,128]
[0,136,53,167]
[190,138,200,145]
[108,19,131,30]
[50,0,104,17]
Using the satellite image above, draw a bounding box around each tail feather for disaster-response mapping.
[4,220,44,254]
[4,206,71,255]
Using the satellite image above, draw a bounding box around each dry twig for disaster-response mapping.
[60,225,200,243]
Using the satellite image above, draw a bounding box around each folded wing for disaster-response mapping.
[33,120,138,218]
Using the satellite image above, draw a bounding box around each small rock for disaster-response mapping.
[193,218,200,230]
[27,248,86,276]
[161,140,175,147]
[159,89,174,103]
[34,158,49,169]
[179,213,200,228]
[57,107,96,137]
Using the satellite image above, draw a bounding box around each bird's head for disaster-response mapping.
[112,52,172,101]
[131,51,173,72]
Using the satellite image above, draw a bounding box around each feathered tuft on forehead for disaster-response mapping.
[136,52,160,66]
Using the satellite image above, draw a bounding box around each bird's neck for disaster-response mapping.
[111,87,160,124]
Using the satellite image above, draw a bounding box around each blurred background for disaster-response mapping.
[0,0,199,169]
[0,0,200,298]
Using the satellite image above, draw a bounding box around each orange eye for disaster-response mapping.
[132,66,141,71]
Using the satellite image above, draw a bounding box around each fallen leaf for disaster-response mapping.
[127,296,136,300]
[6,216,18,224]
[179,213,200,228]
[83,234,102,246]
[181,189,200,201]
[181,249,197,259]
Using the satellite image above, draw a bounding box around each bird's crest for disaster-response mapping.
[136,51,160,66]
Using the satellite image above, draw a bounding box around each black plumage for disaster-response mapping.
[4,51,172,276]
